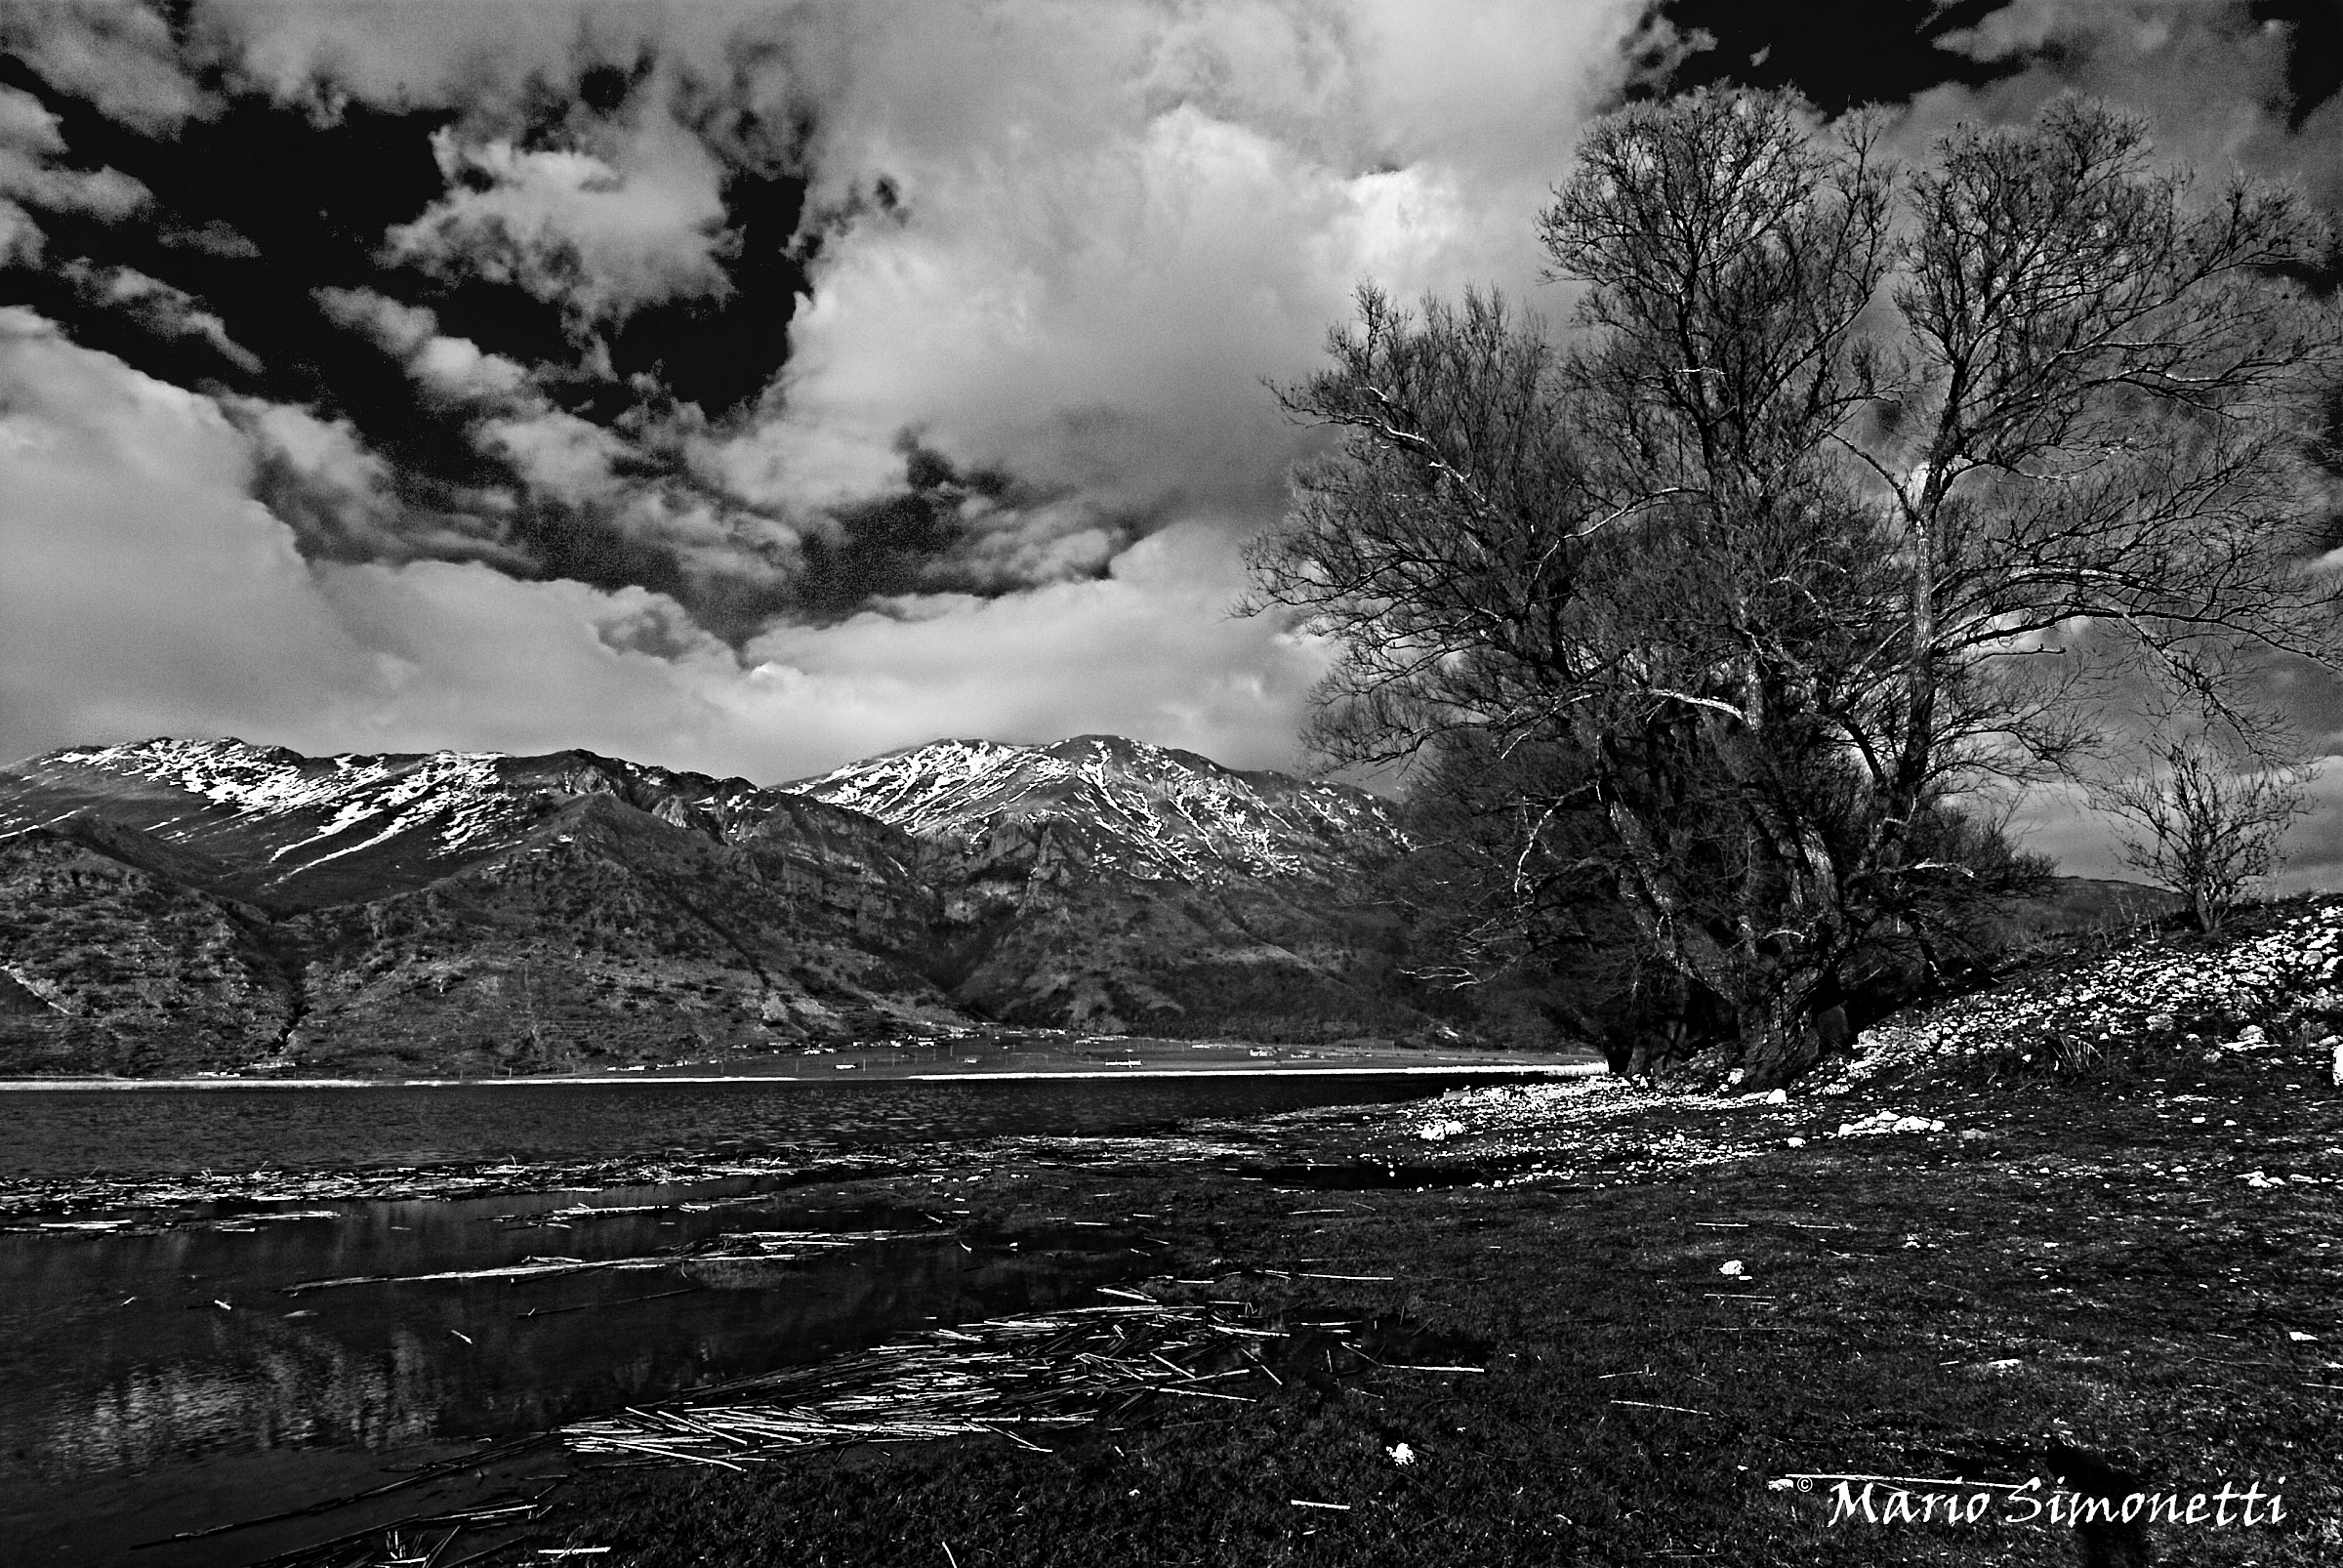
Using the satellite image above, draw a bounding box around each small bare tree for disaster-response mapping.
[2096,717,2312,933]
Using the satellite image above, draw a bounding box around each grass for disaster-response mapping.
[550,1031,2343,1565]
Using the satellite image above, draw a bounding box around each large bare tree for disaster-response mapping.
[1251,90,2341,1087]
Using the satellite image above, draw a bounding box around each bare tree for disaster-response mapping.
[1251,90,2340,1087]
[2096,711,2312,933]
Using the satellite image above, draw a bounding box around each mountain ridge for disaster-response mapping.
[0,733,1447,1076]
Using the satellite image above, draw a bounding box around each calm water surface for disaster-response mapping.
[0,1073,1490,1180]
[1,1073,1506,1562]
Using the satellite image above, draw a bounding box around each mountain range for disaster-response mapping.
[0,734,1446,1077]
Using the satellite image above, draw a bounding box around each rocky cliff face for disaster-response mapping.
[0,735,1438,1075]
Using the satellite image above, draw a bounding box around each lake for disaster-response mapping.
[0,1070,1561,1563]
[0,1067,1596,1182]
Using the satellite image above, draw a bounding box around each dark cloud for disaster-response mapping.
[0,15,1183,648]
[223,396,526,570]
[4,5,1650,658]
[1632,1,2024,109]
[1639,0,2343,136]
[0,26,1119,645]
[790,438,1156,623]
[2251,0,2343,129]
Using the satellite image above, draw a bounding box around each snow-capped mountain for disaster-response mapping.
[0,737,968,1077]
[0,737,851,908]
[793,734,1408,886]
[0,735,1443,1077]
[791,736,1418,1039]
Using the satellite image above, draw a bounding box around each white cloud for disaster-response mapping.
[0,145,149,222]
[313,285,437,357]
[3,1,1645,788]
[315,284,537,405]
[482,407,627,499]
[216,0,720,109]
[739,519,1336,773]
[6,0,2335,887]
[0,83,64,152]
[0,308,382,757]
[411,334,533,404]
[0,0,212,133]
[707,0,1639,538]
[385,105,734,321]
[61,261,261,372]
[211,0,1644,529]
[1899,1,2343,208]
[0,199,41,266]
[0,309,1328,779]
[0,81,150,223]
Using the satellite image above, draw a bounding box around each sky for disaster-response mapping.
[3,0,2342,879]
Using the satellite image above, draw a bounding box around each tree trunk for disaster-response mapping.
[1737,987,1826,1091]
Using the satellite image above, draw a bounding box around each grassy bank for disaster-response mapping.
[536,901,2343,1565]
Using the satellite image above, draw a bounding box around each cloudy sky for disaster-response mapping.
[4,1,2341,874]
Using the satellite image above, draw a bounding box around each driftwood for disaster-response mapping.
[131,1435,565,1554]
[564,1294,1482,1468]
[281,1229,935,1295]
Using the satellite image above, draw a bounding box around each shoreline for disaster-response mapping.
[0,1060,1604,1091]
[11,1042,2340,1562]
[559,1053,2343,1565]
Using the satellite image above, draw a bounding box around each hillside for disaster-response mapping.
[0,735,1439,1076]
[794,735,1423,1039]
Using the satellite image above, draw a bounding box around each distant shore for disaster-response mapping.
[0,1059,1602,1091]
[0,1035,1604,1090]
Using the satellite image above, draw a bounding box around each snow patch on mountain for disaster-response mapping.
[794,734,1406,883]
[30,738,519,868]
[8,732,1409,893]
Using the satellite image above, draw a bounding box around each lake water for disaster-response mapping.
[0,1070,1566,1183]
[0,1071,1538,1563]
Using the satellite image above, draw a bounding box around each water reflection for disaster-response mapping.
[1,1183,1135,1564]
[0,1073,1530,1559]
